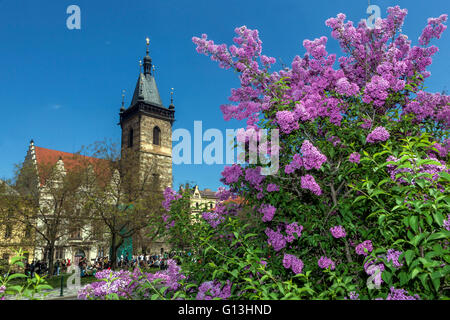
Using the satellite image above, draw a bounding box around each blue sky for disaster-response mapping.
[0,0,449,191]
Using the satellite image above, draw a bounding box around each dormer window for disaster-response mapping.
[153,126,161,145]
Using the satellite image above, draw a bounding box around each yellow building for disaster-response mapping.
[0,180,36,265]
[187,185,218,216]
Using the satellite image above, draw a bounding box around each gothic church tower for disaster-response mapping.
[119,39,175,189]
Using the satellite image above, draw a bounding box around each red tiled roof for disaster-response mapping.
[34,146,111,186]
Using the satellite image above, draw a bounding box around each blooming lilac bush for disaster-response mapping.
[89,6,449,301]
[187,5,449,300]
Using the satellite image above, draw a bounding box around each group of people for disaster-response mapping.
[24,259,72,278]
[20,251,192,278]
[117,253,177,270]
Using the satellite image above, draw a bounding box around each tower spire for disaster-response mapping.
[169,88,175,110]
[143,37,152,76]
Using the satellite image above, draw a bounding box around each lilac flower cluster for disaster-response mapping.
[430,141,450,159]
[265,222,303,251]
[260,204,276,222]
[348,152,361,164]
[162,187,182,212]
[318,256,336,270]
[285,222,303,242]
[386,249,404,268]
[202,211,225,228]
[386,287,420,300]
[216,187,233,201]
[276,110,299,134]
[77,269,140,300]
[345,291,360,300]
[266,183,279,192]
[300,174,322,196]
[403,91,450,126]
[264,227,286,252]
[78,260,186,300]
[301,140,328,170]
[282,254,304,274]
[284,140,326,174]
[146,259,187,291]
[336,77,359,96]
[366,126,390,144]
[196,280,232,300]
[330,225,346,238]
[355,240,373,256]
[386,155,449,185]
[285,154,303,174]
[245,167,265,188]
[364,258,385,287]
[419,14,448,46]
[221,164,243,185]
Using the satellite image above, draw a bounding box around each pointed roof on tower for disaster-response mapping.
[119,38,175,125]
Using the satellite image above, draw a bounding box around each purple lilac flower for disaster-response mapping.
[260,204,276,222]
[196,280,232,300]
[336,77,359,96]
[346,291,360,300]
[355,240,373,256]
[386,287,420,300]
[364,258,385,287]
[221,164,243,184]
[162,187,182,211]
[330,225,346,238]
[276,110,299,134]
[386,249,404,268]
[301,140,327,170]
[285,222,303,242]
[318,256,336,270]
[349,152,361,164]
[282,254,304,274]
[202,212,225,228]
[366,126,390,143]
[265,227,286,251]
[245,167,265,187]
[300,174,322,195]
[266,183,279,192]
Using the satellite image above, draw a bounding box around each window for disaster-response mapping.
[153,126,161,145]
[196,202,199,209]
[128,128,134,148]
[70,226,82,240]
[24,225,32,238]
[4,224,12,239]
[55,247,65,260]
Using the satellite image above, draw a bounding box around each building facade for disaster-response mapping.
[11,40,176,263]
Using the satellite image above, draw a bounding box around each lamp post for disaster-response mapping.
[60,275,64,297]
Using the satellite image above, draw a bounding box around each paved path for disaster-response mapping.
[5,287,80,300]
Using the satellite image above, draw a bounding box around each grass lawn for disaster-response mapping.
[8,273,99,290]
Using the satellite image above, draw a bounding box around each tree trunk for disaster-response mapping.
[47,244,55,277]
[110,232,118,269]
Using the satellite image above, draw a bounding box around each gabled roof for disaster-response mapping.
[130,73,163,108]
[33,146,111,186]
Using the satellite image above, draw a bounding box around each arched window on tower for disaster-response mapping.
[128,128,134,148]
[153,126,161,145]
